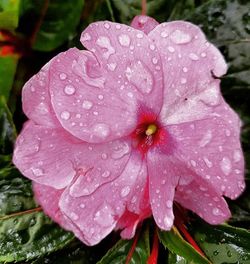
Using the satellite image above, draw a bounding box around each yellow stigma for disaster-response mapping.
[145,124,157,136]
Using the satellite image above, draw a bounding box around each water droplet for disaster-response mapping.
[167,46,175,53]
[149,44,155,50]
[118,34,131,46]
[164,216,172,227]
[92,123,110,139]
[166,200,172,208]
[233,149,241,162]
[104,22,110,29]
[182,67,188,72]
[79,203,85,208]
[112,142,130,159]
[96,36,115,59]
[136,33,143,39]
[107,63,117,71]
[81,32,91,42]
[98,94,104,100]
[201,52,206,57]
[125,61,153,94]
[199,130,212,147]
[213,250,219,256]
[64,84,75,95]
[70,212,79,221]
[189,53,199,61]
[190,160,197,167]
[31,168,44,176]
[82,100,93,110]
[203,157,213,168]
[220,157,232,175]
[101,153,108,160]
[160,31,168,38]
[101,170,110,178]
[59,73,67,80]
[212,207,224,216]
[60,111,70,120]
[180,78,187,84]
[152,57,158,64]
[120,186,130,197]
[170,29,192,44]
[94,203,115,227]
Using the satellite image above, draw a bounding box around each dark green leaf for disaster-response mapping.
[158,227,210,264]
[97,229,150,264]
[0,0,20,29]
[0,165,36,216]
[168,252,190,264]
[0,211,74,262]
[0,55,19,100]
[190,221,250,263]
[0,96,17,155]
[31,0,84,51]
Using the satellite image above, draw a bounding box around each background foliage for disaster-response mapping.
[0,0,249,263]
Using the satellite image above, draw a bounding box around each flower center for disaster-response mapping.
[145,124,157,136]
[131,110,166,154]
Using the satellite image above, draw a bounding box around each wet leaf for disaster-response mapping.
[97,229,150,264]
[0,0,20,29]
[190,221,250,264]
[30,0,84,51]
[168,252,190,264]
[0,54,19,100]
[0,96,16,155]
[0,211,74,262]
[158,227,210,264]
[0,165,36,216]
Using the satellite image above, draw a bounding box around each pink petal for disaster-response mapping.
[175,176,231,225]
[22,60,59,127]
[33,182,89,244]
[148,21,227,125]
[147,150,182,230]
[13,121,130,189]
[130,15,159,34]
[167,108,245,200]
[59,151,145,245]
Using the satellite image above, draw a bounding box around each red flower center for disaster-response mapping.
[131,112,167,154]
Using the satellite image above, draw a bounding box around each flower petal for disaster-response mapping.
[130,15,159,34]
[167,109,245,200]
[148,21,227,125]
[147,150,182,230]
[33,182,89,244]
[59,151,144,245]
[175,176,231,225]
[22,60,59,127]
[13,121,130,189]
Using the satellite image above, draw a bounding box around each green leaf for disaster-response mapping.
[0,54,19,100]
[0,210,74,262]
[0,165,36,216]
[190,221,250,263]
[158,227,211,264]
[0,96,16,155]
[168,252,190,264]
[31,0,84,51]
[0,0,20,29]
[97,229,150,264]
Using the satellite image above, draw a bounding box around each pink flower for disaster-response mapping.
[13,15,245,246]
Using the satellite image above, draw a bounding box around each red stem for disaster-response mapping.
[176,222,205,256]
[141,0,147,16]
[125,231,140,264]
[30,0,50,46]
[147,228,159,264]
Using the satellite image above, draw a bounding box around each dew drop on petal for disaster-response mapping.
[118,34,131,46]
[233,150,241,163]
[112,142,130,159]
[220,157,232,175]
[60,111,70,120]
[120,186,130,197]
[82,100,93,110]
[92,123,110,139]
[189,53,199,61]
[59,73,67,80]
[101,170,111,178]
[163,216,172,227]
[94,203,115,227]
[64,84,76,95]
[31,168,44,176]
[166,200,172,208]
[167,46,175,53]
[70,212,79,221]
[170,29,192,44]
